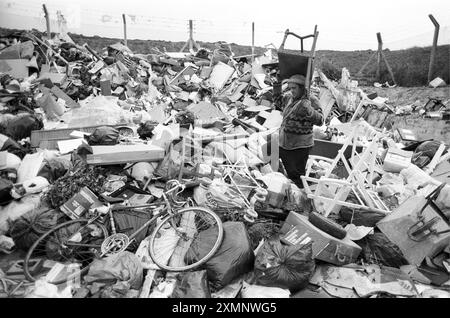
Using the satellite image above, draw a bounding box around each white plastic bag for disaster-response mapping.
[26,279,73,298]
[240,282,290,298]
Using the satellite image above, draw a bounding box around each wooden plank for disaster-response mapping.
[197,132,250,143]
[167,210,197,269]
[147,225,180,297]
[135,238,159,298]
[140,270,157,298]
[86,144,165,165]
[423,142,446,174]
[50,86,80,108]
[380,51,396,85]
[427,15,440,84]
[169,65,196,86]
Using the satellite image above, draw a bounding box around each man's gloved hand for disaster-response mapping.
[296,103,314,117]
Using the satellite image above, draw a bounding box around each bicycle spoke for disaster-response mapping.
[148,206,223,272]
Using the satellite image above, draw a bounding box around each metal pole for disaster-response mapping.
[122,14,127,46]
[381,51,397,85]
[427,14,440,85]
[251,22,255,64]
[279,29,289,50]
[376,32,383,82]
[42,4,51,39]
[305,29,319,98]
[189,20,194,51]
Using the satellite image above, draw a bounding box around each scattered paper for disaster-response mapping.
[208,62,235,90]
[344,224,374,241]
[57,138,86,155]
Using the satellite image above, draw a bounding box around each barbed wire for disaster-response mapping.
[0,3,448,50]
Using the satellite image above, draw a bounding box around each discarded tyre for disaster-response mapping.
[308,212,347,239]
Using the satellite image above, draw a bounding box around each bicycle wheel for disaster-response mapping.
[148,207,223,272]
[23,218,108,285]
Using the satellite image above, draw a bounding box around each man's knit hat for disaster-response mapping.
[283,74,306,86]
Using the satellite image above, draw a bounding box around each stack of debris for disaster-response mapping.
[0,29,449,299]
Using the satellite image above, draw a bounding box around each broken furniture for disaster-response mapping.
[377,183,450,265]
[281,211,362,266]
[301,121,390,216]
[278,25,319,96]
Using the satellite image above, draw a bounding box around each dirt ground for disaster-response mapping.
[360,85,449,107]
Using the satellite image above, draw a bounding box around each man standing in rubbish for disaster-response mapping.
[278,74,323,188]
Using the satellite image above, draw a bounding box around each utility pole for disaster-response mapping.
[122,14,127,46]
[42,4,51,39]
[427,14,440,85]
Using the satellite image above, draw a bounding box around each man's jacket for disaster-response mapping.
[279,94,324,150]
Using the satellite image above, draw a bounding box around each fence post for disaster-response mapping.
[376,32,382,82]
[427,14,440,85]
[180,20,200,52]
[188,20,194,51]
[251,22,255,64]
[122,14,127,46]
[42,4,51,39]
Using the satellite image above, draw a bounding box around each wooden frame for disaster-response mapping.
[301,122,390,216]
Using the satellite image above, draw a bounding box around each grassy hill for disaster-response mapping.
[1,28,448,87]
[315,46,450,86]
[69,33,450,87]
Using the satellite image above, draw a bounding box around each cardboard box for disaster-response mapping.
[280,212,362,266]
[377,195,450,265]
[396,128,417,142]
[0,59,29,78]
[60,187,102,220]
[100,79,112,96]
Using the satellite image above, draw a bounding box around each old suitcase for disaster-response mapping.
[377,183,450,265]
[280,212,362,266]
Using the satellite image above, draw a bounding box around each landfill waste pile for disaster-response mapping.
[0,29,449,299]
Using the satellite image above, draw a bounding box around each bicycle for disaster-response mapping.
[23,179,224,285]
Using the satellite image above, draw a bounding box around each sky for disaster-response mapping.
[0,0,449,50]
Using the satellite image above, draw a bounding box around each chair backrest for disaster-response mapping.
[278,51,312,81]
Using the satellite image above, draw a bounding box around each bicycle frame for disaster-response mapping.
[65,180,191,255]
